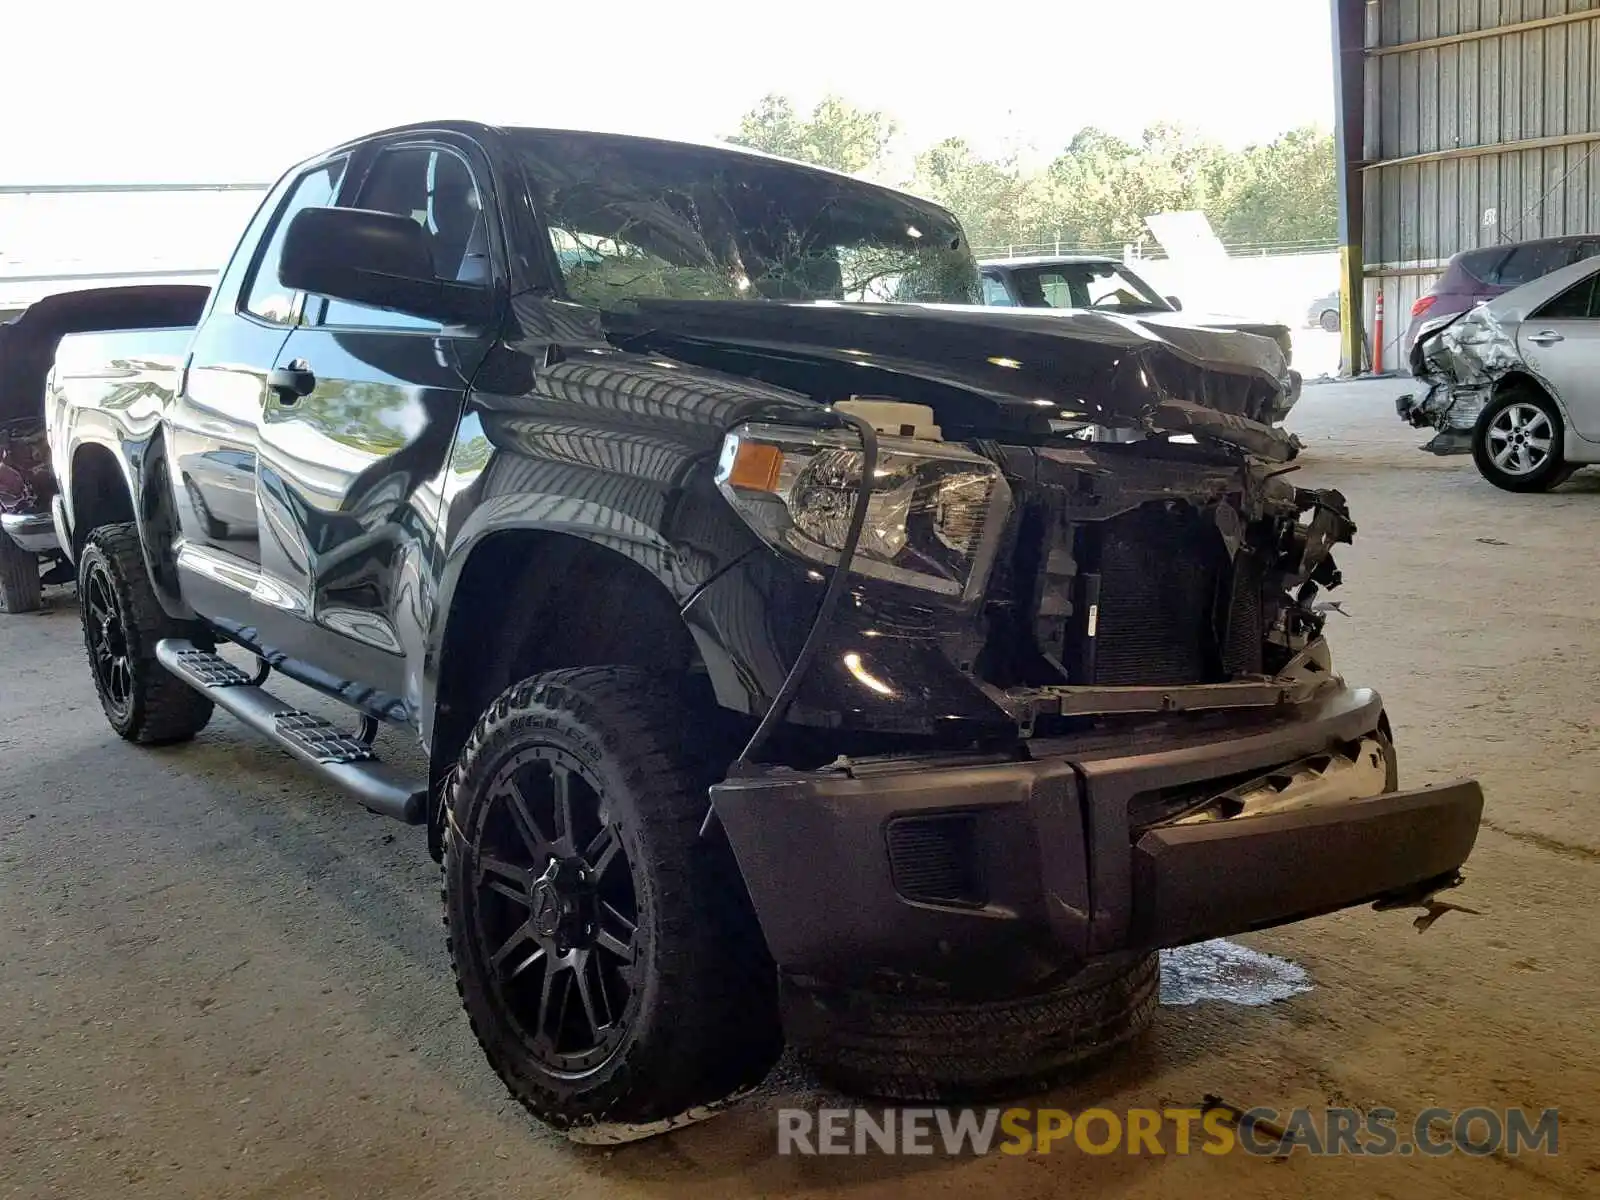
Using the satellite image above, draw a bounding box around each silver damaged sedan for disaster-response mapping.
[1397,254,1600,492]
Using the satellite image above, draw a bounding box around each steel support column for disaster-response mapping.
[1331,0,1367,375]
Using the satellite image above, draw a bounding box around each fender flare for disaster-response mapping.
[63,426,195,621]
[420,512,749,748]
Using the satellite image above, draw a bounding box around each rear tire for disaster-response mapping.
[789,953,1160,1101]
[0,533,42,613]
[1319,308,1340,333]
[1473,387,1570,493]
[442,667,781,1132]
[78,523,214,743]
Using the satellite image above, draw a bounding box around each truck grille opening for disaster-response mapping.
[885,813,985,906]
[991,496,1269,692]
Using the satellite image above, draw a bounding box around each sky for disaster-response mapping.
[2,0,1339,291]
[4,0,1337,184]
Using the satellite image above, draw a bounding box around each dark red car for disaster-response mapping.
[1404,234,1600,362]
[0,314,68,611]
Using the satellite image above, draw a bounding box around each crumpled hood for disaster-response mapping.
[605,299,1301,461]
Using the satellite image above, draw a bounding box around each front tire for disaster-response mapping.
[1473,387,1572,493]
[1319,308,1340,333]
[442,667,781,1132]
[788,953,1159,1101]
[0,533,42,613]
[78,523,214,743]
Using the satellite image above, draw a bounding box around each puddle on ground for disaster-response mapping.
[1159,939,1312,1007]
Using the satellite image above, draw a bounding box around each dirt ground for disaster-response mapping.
[2,378,1596,1198]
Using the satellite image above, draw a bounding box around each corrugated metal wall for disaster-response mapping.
[1361,0,1600,368]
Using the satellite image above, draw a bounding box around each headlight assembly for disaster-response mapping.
[714,421,1012,603]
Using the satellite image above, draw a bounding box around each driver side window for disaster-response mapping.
[318,146,487,330]
[1533,275,1600,320]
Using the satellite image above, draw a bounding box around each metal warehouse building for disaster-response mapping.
[1333,0,1600,373]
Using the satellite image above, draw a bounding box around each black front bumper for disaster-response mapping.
[711,685,1483,987]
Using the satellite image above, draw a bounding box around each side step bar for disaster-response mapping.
[155,639,426,824]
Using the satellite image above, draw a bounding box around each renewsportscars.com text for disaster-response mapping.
[777,1106,1560,1157]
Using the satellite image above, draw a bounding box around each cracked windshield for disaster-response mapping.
[513,131,980,308]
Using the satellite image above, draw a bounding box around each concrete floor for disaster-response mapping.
[2,378,1597,1198]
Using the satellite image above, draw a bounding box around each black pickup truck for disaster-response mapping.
[35,120,1483,1136]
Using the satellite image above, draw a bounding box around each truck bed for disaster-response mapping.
[3,284,206,426]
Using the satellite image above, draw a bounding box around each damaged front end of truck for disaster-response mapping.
[621,299,1487,996]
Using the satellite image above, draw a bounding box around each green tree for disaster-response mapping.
[727,94,897,177]
[907,138,1074,253]
[725,94,1337,256]
[1205,126,1337,246]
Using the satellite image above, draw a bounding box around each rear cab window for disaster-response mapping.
[240,160,347,324]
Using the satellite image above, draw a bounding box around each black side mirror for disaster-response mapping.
[279,207,492,327]
[1165,294,1184,311]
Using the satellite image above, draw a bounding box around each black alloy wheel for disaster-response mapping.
[83,554,134,722]
[76,523,213,743]
[470,746,641,1075]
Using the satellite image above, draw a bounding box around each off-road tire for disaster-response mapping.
[78,523,214,743]
[1472,386,1572,493]
[442,667,781,1132]
[788,952,1160,1101]
[0,532,42,613]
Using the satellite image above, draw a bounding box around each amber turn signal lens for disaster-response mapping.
[725,441,784,492]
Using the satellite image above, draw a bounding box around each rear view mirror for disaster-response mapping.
[279,207,491,327]
[1165,295,1184,311]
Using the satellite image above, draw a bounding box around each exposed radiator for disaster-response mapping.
[1088,503,1220,686]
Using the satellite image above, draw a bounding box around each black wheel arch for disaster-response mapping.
[68,433,195,620]
[426,531,722,834]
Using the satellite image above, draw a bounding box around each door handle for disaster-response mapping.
[1528,330,1565,346]
[267,359,316,404]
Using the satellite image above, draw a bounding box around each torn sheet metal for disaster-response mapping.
[1396,305,1519,455]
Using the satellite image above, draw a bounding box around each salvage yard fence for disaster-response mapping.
[970,236,1342,262]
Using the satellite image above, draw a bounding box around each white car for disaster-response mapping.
[1396,253,1600,492]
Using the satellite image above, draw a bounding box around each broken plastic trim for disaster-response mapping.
[1371,871,1482,934]
[1157,734,1391,826]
